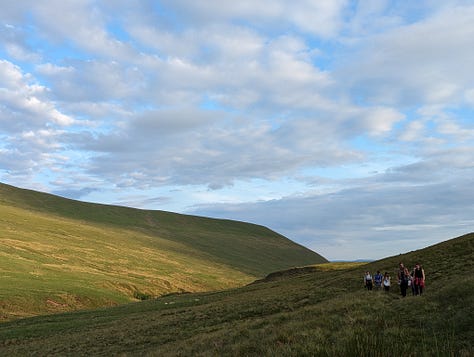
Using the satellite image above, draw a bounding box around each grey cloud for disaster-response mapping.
[37,60,146,103]
[189,174,474,260]
[379,147,474,185]
[1,1,473,262]
[52,187,98,200]
[163,0,347,38]
[70,106,367,190]
[0,21,40,62]
[131,108,221,137]
[0,128,68,183]
[339,5,474,107]
[0,148,36,173]
[0,1,35,23]
[30,0,137,60]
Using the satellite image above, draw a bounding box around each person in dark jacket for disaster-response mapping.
[397,262,410,297]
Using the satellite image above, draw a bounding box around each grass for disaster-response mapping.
[0,233,472,356]
[0,203,251,320]
[0,182,326,276]
[0,182,326,320]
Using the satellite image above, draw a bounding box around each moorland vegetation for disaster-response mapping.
[0,182,325,320]
[1,231,472,356]
[1,183,472,355]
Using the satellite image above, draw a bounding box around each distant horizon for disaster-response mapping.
[330,259,373,263]
[1,1,473,260]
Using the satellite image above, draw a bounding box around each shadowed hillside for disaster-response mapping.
[0,233,471,356]
[0,182,326,320]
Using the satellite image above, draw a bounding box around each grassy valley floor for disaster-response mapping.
[0,233,472,356]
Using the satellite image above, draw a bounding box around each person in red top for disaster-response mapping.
[413,263,426,295]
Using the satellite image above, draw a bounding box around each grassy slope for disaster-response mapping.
[0,233,472,356]
[0,182,326,320]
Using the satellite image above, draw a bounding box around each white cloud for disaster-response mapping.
[0,59,25,86]
[36,63,75,75]
[27,0,136,60]
[5,42,40,62]
[361,106,405,136]
[162,0,347,38]
[399,120,425,142]
[1,1,473,260]
[0,60,74,129]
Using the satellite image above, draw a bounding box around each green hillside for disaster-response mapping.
[0,233,472,356]
[0,182,326,320]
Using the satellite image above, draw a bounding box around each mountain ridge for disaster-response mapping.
[0,182,326,320]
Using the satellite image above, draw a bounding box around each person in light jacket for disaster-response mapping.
[364,271,373,290]
[383,272,391,292]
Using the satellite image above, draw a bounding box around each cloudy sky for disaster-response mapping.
[1,1,473,260]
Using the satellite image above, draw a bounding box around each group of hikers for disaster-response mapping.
[363,262,425,297]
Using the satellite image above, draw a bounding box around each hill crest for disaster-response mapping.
[0,182,326,320]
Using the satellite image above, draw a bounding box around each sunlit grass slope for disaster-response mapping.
[0,182,326,320]
[0,233,471,356]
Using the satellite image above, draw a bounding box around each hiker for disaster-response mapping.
[413,263,425,295]
[374,270,383,290]
[397,262,410,297]
[409,268,415,296]
[364,271,373,290]
[383,272,391,292]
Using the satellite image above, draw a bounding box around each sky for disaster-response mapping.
[1,1,473,260]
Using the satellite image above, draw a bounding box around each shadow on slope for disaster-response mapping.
[0,182,326,278]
